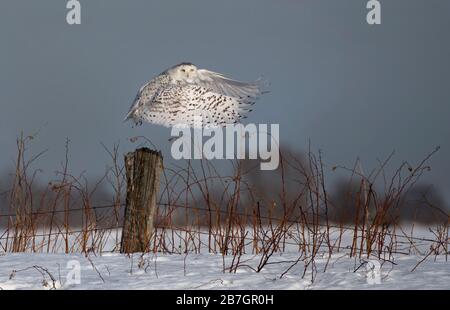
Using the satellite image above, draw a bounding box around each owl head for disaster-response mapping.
[168,62,199,83]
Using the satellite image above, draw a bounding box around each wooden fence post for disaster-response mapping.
[120,148,163,253]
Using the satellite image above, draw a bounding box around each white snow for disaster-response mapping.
[1,225,448,290]
[0,252,449,290]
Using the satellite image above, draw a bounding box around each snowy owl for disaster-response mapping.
[125,63,268,128]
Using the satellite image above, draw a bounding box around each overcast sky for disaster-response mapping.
[1,1,449,202]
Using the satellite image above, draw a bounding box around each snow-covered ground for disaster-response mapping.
[1,225,448,290]
[0,252,449,290]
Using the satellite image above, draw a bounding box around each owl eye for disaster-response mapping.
[181,69,186,72]
[190,69,194,72]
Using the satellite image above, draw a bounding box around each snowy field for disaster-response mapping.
[0,252,449,290]
[0,225,448,290]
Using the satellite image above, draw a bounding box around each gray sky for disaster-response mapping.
[1,1,449,201]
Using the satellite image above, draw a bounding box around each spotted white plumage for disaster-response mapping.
[125,63,268,128]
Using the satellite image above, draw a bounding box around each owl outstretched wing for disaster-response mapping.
[137,84,255,128]
[124,75,169,121]
[194,69,269,100]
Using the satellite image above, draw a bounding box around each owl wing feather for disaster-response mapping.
[194,69,269,100]
[124,74,169,121]
[138,84,254,128]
